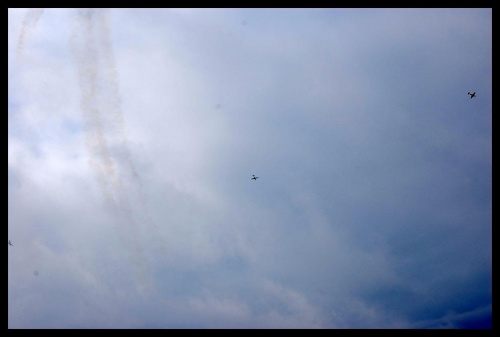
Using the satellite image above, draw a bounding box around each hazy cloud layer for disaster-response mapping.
[8,8,491,328]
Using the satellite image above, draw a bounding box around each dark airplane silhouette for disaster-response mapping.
[8,241,13,246]
[468,92,476,99]
[251,175,259,180]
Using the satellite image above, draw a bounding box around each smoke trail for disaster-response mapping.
[16,8,163,291]
[84,9,161,248]
[96,9,158,235]
[16,8,45,61]
[70,9,120,207]
[69,9,156,289]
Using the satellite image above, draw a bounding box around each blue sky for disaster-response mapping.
[8,8,491,329]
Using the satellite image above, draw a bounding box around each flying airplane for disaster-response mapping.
[8,241,13,246]
[468,92,476,99]
[251,175,259,180]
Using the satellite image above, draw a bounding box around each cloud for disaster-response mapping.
[8,8,491,328]
[415,304,492,329]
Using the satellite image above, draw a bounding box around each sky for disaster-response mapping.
[8,8,492,329]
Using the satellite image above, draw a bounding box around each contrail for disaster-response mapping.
[16,8,45,61]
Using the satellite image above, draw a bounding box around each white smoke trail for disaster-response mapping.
[16,8,45,61]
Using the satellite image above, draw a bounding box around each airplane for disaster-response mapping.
[468,92,476,99]
[8,241,13,246]
[251,175,259,180]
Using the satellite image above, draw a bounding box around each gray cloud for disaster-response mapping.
[8,8,491,328]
